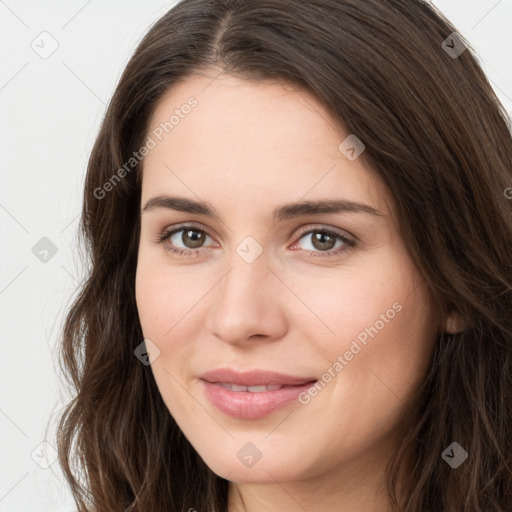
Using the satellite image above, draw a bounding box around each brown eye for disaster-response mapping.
[156,225,216,256]
[181,228,206,248]
[293,227,356,258]
[310,231,337,251]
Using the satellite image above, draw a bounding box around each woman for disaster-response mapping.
[56,0,512,510]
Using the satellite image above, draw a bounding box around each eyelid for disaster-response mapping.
[165,221,214,235]
[293,223,356,242]
[157,221,217,241]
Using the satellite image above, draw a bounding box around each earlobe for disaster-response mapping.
[443,310,468,334]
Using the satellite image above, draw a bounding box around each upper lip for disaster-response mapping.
[199,368,317,387]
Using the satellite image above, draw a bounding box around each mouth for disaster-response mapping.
[198,368,318,419]
[212,382,314,392]
[199,367,317,387]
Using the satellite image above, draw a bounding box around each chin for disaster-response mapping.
[198,443,309,483]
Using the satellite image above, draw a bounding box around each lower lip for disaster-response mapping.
[200,379,317,420]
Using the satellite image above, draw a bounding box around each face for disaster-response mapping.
[135,73,441,487]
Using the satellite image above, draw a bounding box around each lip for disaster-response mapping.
[199,368,317,387]
[199,368,318,420]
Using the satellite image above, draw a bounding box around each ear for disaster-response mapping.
[443,309,468,334]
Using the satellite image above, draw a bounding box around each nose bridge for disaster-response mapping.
[217,230,270,296]
[217,243,270,313]
[206,240,285,343]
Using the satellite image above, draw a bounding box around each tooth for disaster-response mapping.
[247,385,283,392]
[217,383,240,390]
[217,383,284,392]
[247,385,268,392]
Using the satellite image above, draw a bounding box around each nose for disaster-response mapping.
[205,249,288,347]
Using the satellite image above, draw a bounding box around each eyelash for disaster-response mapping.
[153,223,357,259]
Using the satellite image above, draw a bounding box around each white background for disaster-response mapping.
[1,1,511,510]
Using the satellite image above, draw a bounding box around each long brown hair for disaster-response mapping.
[56,0,512,510]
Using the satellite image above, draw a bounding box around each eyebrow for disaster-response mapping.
[142,195,383,221]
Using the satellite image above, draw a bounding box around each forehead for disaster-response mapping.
[146,73,346,156]
[141,73,391,219]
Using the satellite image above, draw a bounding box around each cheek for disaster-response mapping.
[327,269,436,419]
[135,259,202,340]
[305,247,437,403]
[287,258,403,346]
[135,265,199,415]
[135,260,206,379]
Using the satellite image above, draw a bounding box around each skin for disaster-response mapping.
[135,73,460,511]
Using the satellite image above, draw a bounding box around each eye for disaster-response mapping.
[153,224,216,257]
[153,224,357,258]
[291,226,357,258]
